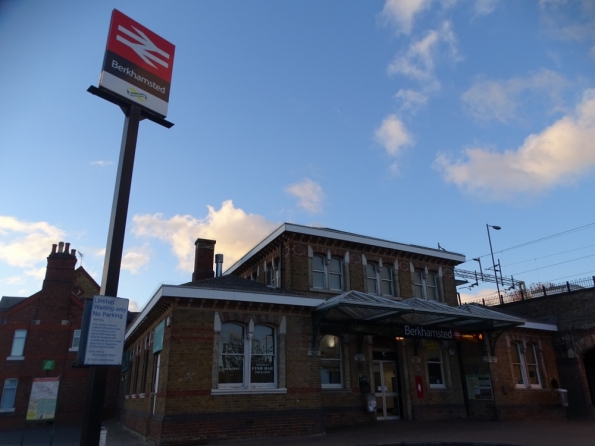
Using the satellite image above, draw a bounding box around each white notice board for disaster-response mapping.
[26,377,60,420]
[84,295,129,365]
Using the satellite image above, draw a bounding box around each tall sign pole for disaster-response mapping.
[79,10,175,446]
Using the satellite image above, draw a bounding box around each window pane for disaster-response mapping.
[380,266,393,295]
[72,330,81,349]
[320,335,340,359]
[1,379,17,409]
[511,343,525,385]
[426,272,439,300]
[426,341,441,362]
[328,258,343,290]
[219,324,244,384]
[312,255,326,288]
[320,335,342,386]
[413,270,424,298]
[428,363,443,385]
[10,330,26,356]
[321,360,342,384]
[328,258,341,273]
[366,264,378,294]
[251,354,274,383]
[526,345,540,386]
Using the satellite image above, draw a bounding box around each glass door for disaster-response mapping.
[372,360,400,420]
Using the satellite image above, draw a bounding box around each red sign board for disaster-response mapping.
[99,9,175,117]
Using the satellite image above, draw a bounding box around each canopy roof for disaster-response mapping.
[313,291,525,332]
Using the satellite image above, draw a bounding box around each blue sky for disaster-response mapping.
[1,0,595,310]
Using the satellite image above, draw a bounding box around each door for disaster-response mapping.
[372,360,400,420]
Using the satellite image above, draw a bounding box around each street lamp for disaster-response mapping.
[472,257,483,276]
[486,224,502,304]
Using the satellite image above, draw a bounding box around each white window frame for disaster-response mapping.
[366,263,379,294]
[380,265,394,296]
[511,341,542,389]
[412,268,441,301]
[426,341,446,389]
[320,335,343,389]
[0,379,17,412]
[69,329,81,352]
[8,329,27,360]
[266,260,279,288]
[312,254,343,291]
[217,322,277,391]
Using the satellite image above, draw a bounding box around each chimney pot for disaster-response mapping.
[58,242,64,253]
[52,244,57,254]
[65,243,71,254]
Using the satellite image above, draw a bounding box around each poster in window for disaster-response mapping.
[466,374,494,400]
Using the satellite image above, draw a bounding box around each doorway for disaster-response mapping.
[372,360,400,420]
[585,348,595,407]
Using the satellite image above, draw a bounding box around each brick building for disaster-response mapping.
[119,224,565,444]
[0,242,120,429]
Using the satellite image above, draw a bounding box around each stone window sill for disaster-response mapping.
[212,387,287,396]
[6,356,24,361]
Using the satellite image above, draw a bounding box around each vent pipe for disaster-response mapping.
[215,254,224,277]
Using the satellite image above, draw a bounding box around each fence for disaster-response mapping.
[463,276,595,307]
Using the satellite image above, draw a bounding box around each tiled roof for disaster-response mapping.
[0,296,27,311]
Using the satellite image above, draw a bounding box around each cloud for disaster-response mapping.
[375,114,413,156]
[539,0,595,44]
[121,245,151,274]
[132,200,278,273]
[285,179,325,213]
[395,89,429,113]
[462,69,569,123]
[380,0,432,35]
[90,161,113,167]
[388,21,460,89]
[435,89,595,200]
[0,216,65,268]
[473,0,499,18]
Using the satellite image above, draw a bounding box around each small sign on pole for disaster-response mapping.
[83,295,129,366]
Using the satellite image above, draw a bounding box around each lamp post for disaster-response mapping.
[486,224,502,304]
[473,257,483,276]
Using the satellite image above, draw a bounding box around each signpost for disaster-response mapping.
[81,9,175,446]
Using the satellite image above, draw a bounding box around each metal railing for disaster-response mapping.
[463,276,595,307]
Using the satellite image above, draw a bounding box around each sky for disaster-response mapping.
[1,0,595,311]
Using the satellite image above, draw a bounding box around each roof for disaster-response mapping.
[225,223,466,275]
[313,291,528,332]
[126,282,324,340]
[181,274,303,295]
[0,296,27,311]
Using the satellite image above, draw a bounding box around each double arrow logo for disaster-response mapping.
[116,24,170,70]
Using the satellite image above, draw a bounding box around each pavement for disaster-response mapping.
[0,418,594,446]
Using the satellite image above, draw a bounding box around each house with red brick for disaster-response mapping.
[0,242,121,429]
[118,224,565,445]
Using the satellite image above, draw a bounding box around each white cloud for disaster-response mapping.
[395,89,428,112]
[435,89,595,201]
[132,200,278,273]
[0,216,65,268]
[375,114,413,158]
[459,288,498,303]
[539,0,595,43]
[90,161,113,167]
[473,0,499,18]
[285,179,325,213]
[380,0,432,35]
[462,69,569,123]
[121,245,151,274]
[388,21,460,89]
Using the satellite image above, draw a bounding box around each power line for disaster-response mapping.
[503,243,595,267]
[509,253,595,276]
[543,270,595,283]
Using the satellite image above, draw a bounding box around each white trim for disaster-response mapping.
[6,356,24,361]
[212,388,287,395]
[225,223,466,275]
[0,408,15,413]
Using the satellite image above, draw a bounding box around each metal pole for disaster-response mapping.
[79,103,142,446]
[486,224,502,305]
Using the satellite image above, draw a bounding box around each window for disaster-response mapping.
[0,379,17,412]
[218,323,276,389]
[266,260,279,288]
[426,341,445,388]
[9,329,27,358]
[511,342,542,388]
[413,269,441,301]
[320,335,342,388]
[312,254,343,291]
[70,329,81,351]
[367,263,394,296]
[366,263,378,294]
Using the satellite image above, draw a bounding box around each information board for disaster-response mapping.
[466,374,494,400]
[26,377,60,420]
[84,295,129,365]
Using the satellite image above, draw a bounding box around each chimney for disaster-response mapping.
[192,238,216,282]
[44,241,78,285]
[215,254,224,277]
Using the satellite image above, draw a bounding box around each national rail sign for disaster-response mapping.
[99,9,175,117]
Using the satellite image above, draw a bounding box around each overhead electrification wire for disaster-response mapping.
[503,244,595,267]
[463,221,595,261]
[544,270,595,283]
[509,253,595,276]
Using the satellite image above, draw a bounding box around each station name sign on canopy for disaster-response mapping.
[99,9,175,117]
